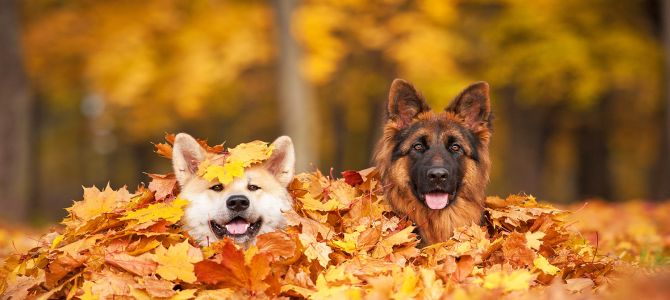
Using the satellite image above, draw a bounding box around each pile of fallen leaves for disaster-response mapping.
[1,136,664,299]
[567,201,670,268]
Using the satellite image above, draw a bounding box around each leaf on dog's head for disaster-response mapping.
[227,140,274,167]
[202,160,245,185]
[198,140,271,184]
[155,133,224,159]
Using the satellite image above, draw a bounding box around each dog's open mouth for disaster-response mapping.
[422,190,456,210]
[209,217,262,239]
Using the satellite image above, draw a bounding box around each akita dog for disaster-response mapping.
[172,133,295,247]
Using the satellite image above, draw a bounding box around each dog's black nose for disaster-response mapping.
[427,168,449,182]
[226,195,250,211]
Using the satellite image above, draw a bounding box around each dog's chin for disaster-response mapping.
[209,217,263,242]
[420,190,456,210]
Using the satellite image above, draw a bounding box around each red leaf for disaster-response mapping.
[341,170,364,186]
[194,260,236,285]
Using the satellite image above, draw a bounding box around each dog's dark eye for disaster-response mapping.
[412,143,425,152]
[210,184,224,192]
[449,144,461,152]
[247,184,261,191]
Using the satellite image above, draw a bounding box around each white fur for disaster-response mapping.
[180,170,292,246]
[172,133,295,247]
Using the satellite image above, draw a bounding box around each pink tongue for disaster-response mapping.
[425,193,450,209]
[225,219,250,234]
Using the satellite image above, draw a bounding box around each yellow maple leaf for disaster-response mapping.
[299,233,332,268]
[332,232,359,254]
[525,231,545,251]
[323,265,362,284]
[393,267,419,299]
[227,140,274,167]
[171,289,198,300]
[120,198,189,224]
[327,180,357,208]
[202,160,244,185]
[372,226,415,258]
[311,274,362,300]
[420,268,445,299]
[153,241,203,283]
[68,184,132,221]
[533,255,560,275]
[481,270,535,292]
[80,280,99,300]
[300,194,341,212]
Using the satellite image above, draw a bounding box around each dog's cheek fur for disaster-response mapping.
[181,189,226,246]
[255,191,292,234]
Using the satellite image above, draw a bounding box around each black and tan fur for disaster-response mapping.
[374,79,493,244]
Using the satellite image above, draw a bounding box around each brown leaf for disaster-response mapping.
[502,232,536,267]
[105,252,157,276]
[147,173,178,201]
[454,255,475,282]
[45,253,87,288]
[141,277,176,298]
[2,275,42,300]
[256,232,297,262]
[357,227,382,251]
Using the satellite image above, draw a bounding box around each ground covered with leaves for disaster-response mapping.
[1,137,669,299]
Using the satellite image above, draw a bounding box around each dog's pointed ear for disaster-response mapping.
[387,79,430,128]
[264,136,295,187]
[172,133,207,185]
[446,81,492,128]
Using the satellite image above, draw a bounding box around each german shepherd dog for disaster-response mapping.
[374,79,492,245]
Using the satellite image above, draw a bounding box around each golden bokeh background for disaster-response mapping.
[1,0,668,224]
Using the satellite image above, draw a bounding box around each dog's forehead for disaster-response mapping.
[402,113,468,143]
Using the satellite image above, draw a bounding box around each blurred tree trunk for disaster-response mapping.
[0,0,32,222]
[651,0,670,200]
[501,89,552,197]
[576,98,612,200]
[272,0,318,172]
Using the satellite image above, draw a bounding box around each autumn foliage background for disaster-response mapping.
[0,0,669,224]
[1,0,670,298]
